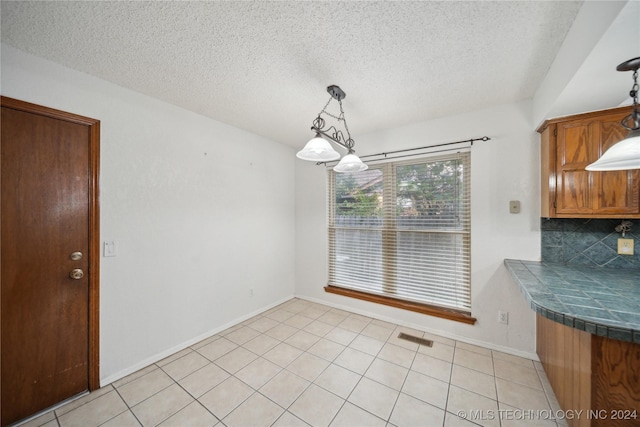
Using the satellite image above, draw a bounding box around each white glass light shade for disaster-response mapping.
[296,135,340,161]
[585,129,640,171]
[333,153,368,173]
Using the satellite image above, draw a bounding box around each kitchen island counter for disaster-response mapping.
[504,259,639,343]
[505,259,640,427]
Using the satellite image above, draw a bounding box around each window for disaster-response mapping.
[326,152,474,324]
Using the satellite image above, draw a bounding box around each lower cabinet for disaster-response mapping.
[536,314,640,427]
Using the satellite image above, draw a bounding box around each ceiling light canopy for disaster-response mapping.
[296,85,367,173]
[586,57,640,171]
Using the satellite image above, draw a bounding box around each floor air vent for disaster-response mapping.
[397,333,433,347]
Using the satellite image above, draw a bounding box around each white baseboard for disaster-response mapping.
[296,294,539,361]
[100,294,295,387]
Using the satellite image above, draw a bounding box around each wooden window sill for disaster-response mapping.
[324,285,477,325]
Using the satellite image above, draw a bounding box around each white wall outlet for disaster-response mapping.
[618,238,634,255]
[249,288,254,297]
[103,241,116,257]
[498,311,509,324]
[509,200,521,214]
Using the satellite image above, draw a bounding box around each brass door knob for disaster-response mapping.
[69,269,84,280]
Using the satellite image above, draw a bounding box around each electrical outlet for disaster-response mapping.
[249,288,254,297]
[498,311,509,324]
[618,238,634,255]
[509,201,521,214]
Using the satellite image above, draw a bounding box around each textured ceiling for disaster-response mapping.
[1,1,583,147]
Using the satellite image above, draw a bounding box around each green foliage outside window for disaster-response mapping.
[396,160,462,220]
[335,172,382,217]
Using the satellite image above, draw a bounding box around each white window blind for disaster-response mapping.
[328,152,471,313]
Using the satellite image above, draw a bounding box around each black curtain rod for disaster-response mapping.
[318,136,490,166]
[359,145,471,164]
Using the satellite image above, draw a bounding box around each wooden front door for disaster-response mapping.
[1,97,100,426]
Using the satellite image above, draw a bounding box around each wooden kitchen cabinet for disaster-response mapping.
[537,314,640,427]
[538,106,640,218]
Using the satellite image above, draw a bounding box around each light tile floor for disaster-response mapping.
[19,299,568,427]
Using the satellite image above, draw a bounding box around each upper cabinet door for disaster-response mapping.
[555,119,594,215]
[540,106,640,219]
[592,116,640,215]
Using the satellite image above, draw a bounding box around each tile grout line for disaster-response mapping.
[262,304,333,424]
[284,312,365,423]
[274,310,376,425]
[160,364,222,426]
[330,318,387,424]
[206,303,328,425]
[312,316,382,426]
[105,386,142,427]
[383,334,421,426]
[41,299,563,427]
[445,342,461,426]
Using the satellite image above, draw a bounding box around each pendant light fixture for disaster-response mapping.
[296,85,367,173]
[586,57,640,171]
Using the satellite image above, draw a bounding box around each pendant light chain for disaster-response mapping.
[631,69,638,105]
[318,95,333,118]
[337,99,355,152]
[629,69,639,129]
[318,97,355,151]
[621,63,640,131]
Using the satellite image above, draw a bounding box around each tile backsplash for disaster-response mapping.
[541,218,640,269]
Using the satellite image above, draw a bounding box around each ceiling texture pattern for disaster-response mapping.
[1,1,584,147]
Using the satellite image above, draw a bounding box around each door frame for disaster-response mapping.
[1,96,100,390]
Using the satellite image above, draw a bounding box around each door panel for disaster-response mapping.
[1,97,100,426]
[556,120,594,214]
[593,115,640,214]
[557,170,591,214]
[558,122,592,167]
[554,112,640,216]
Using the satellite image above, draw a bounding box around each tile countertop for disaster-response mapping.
[504,259,640,344]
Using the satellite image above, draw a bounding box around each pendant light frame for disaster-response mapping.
[297,85,367,172]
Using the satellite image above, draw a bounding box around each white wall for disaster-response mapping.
[295,100,541,358]
[532,0,637,127]
[1,44,296,384]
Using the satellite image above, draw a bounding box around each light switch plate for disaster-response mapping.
[103,241,117,257]
[509,200,521,214]
[618,238,634,255]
